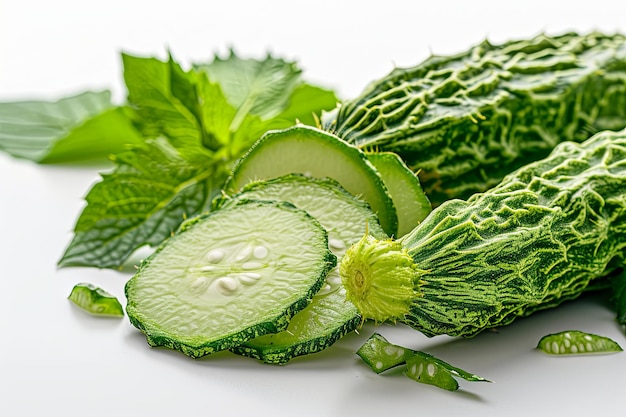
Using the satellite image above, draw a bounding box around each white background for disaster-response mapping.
[1,1,625,416]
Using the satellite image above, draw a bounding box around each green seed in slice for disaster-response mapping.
[366,152,432,237]
[68,283,124,317]
[225,125,398,237]
[537,330,623,355]
[405,353,461,391]
[125,199,336,358]
[216,174,388,364]
[358,333,491,391]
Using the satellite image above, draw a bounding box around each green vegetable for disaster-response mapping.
[537,330,623,355]
[58,52,338,269]
[357,333,490,391]
[356,332,414,373]
[340,128,626,337]
[326,32,626,205]
[216,174,387,363]
[225,124,398,236]
[366,152,431,237]
[609,268,626,327]
[68,283,124,317]
[0,91,142,163]
[125,199,336,358]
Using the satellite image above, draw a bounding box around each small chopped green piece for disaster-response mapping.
[356,333,414,374]
[407,351,490,384]
[357,333,491,391]
[537,330,623,355]
[405,354,460,391]
[68,283,124,317]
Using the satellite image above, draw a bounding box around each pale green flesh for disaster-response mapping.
[366,152,432,237]
[356,333,412,374]
[125,200,334,357]
[223,175,387,363]
[226,126,398,236]
[68,283,124,317]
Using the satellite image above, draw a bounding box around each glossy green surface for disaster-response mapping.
[357,333,490,391]
[226,125,398,236]
[366,152,432,237]
[68,283,124,317]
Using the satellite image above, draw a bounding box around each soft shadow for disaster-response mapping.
[67,301,126,329]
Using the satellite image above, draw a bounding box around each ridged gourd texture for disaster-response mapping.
[400,128,626,337]
[328,32,626,205]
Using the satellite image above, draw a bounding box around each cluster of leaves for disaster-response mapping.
[0,51,339,269]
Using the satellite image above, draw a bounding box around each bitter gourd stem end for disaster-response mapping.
[339,234,420,323]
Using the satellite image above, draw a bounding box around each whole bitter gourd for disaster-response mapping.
[326,32,626,205]
[339,128,626,338]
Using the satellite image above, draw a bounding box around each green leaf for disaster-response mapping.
[194,51,303,122]
[122,54,213,159]
[58,138,226,269]
[0,91,143,163]
[195,51,339,129]
[60,52,339,269]
[276,83,339,127]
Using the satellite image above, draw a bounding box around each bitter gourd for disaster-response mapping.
[340,128,626,338]
[326,32,626,205]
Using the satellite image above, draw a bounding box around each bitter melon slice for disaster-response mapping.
[225,124,398,237]
[366,152,432,237]
[125,199,336,358]
[216,174,387,364]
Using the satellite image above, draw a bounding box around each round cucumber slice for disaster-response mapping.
[216,174,388,364]
[125,199,336,358]
[225,125,398,237]
[366,152,432,237]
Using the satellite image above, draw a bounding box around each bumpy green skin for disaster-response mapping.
[327,32,626,205]
[342,129,626,338]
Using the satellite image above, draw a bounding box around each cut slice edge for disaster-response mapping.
[224,124,398,237]
[366,151,432,237]
[125,198,336,358]
[215,174,388,364]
